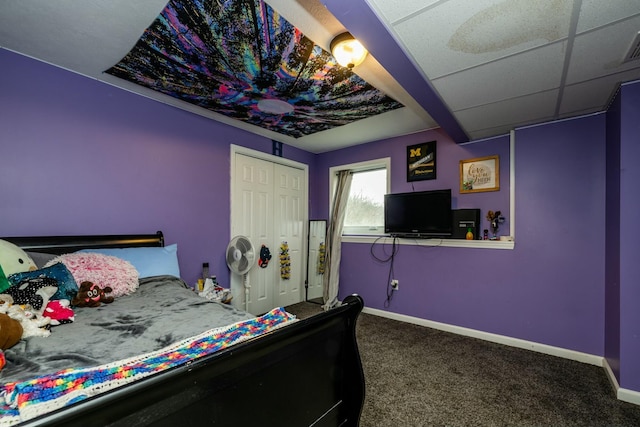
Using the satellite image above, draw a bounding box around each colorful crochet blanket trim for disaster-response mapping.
[0,307,295,425]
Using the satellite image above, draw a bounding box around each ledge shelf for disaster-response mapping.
[342,235,515,250]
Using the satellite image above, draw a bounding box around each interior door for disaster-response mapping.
[273,163,305,308]
[232,154,274,314]
[231,150,307,315]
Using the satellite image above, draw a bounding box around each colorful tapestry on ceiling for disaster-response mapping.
[105,0,403,138]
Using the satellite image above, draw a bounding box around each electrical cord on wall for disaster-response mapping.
[370,236,400,307]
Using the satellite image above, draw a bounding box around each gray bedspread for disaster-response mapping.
[1,276,254,384]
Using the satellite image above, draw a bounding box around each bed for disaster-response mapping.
[0,231,365,426]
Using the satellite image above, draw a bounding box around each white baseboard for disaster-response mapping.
[362,307,640,406]
[362,307,603,366]
[603,359,640,406]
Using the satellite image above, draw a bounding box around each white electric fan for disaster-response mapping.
[225,235,256,311]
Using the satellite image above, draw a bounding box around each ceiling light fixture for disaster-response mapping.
[330,32,368,68]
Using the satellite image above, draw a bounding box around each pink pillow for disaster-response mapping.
[45,253,139,298]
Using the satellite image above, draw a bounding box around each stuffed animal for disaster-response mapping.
[71,281,114,307]
[0,294,50,340]
[7,304,50,338]
[43,299,75,325]
[1,276,58,315]
[258,245,272,268]
[0,294,14,314]
[0,240,37,276]
[0,312,23,350]
[0,240,38,293]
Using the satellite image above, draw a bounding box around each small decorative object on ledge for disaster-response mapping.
[465,228,474,240]
[486,210,505,239]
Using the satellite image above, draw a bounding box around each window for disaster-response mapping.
[330,158,390,236]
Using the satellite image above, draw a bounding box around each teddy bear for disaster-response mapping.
[7,304,51,338]
[0,294,51,339]
[0,295,25,351]
[0,294,50,340]
[71,281,114,307]
[0,312,23,350]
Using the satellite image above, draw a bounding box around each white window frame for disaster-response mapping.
[329,157,391,236]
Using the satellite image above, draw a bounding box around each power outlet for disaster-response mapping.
[390,279,399,291]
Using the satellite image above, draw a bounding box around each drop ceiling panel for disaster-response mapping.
[465,123,521,141]
[432,42,566,111]
[566,15,640,84]
[576,0,640,33]
[560,69,640,116]
[366,0,441,24]
[454,89,558,136]
[392,0,573,79]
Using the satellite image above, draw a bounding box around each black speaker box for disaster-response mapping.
[452,209,481,239]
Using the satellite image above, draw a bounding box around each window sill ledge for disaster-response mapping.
[341,235,515,250]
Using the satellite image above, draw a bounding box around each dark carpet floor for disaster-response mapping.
[285,301,640,427]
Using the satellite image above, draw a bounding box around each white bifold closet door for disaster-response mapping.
[231,152,306,315]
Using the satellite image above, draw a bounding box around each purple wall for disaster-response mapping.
[321,115,606,356]
[619,81,640,391]
[0,49,314,287]
[513,116,606,353]
[603,79,640,393]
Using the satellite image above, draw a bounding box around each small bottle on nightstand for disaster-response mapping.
[202,262,210,281]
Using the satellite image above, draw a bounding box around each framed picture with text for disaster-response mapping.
[407,141,436,182]
[459,155,500,193]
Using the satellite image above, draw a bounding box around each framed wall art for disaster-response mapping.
[459,155,500,193]
[407,141,436,182]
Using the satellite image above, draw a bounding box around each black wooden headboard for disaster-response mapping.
[2,231,164,255]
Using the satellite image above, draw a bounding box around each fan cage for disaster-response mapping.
[226,236,256,275]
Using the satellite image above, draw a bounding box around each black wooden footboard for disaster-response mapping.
[20,294,364,427]
[4,232,365,426]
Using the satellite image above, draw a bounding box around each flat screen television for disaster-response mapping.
[384,189,452,238]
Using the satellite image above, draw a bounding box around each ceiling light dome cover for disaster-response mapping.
[330,32,368,68]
